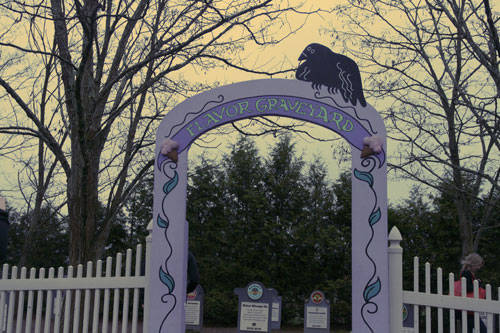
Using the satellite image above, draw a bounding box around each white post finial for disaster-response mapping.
[388,226,403,333]
[388,226,403,245]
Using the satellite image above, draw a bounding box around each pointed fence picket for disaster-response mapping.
[1,225,498,332]
[389,226,500,333]
[0,240,150,333]
[405,258,500,332]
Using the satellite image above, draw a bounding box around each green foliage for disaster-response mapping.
[118,174,154,250]
[389,187,462,292]
[0,132,480,329]
[7,132,497,330]
[203,289,238,326]
[187,135,353,329]
[6,206,68,268]
[323,277,351,327]
[183,136,499,329]
[4,196,152,268]
[388,185,500,293]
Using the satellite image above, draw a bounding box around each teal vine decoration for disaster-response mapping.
[157,159,179,332]
[159,267,175,293]
[363,277,381,302]
[354,156,381,332]
[369,208,381,226]
[157,215,168,229]
[353,169,374,187]
[163,172,178,194]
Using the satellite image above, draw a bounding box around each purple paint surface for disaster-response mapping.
[152,79,389,333]
[157,95,385,167]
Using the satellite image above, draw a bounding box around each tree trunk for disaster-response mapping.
[68,142,100,265]
[456,199,474,257]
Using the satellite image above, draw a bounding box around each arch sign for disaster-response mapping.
[150,44,389,332]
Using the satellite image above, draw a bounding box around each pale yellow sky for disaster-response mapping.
[0,1,416,209]
[185,1,414,204]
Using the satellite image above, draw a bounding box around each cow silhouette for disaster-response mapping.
[296,43,367,107]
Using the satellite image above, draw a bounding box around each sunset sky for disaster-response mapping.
[0,1,420,209]
[185,1,414,203]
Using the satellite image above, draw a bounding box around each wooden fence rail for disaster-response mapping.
[0,241,150,333]
[0,225,499,332]
[389,226,500,333]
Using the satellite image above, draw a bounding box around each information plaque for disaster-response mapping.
[185,285,204,331]
[304,290,330,333]
[234,282,277,332]
[402,303,415,333]
[270,293,282,330]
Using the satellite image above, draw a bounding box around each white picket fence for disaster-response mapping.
[0,236,151,333]
[0,226,498,332]
[389,227,500,333]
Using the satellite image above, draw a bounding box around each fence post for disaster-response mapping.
[143,220,153,333]
[388,226,403,333]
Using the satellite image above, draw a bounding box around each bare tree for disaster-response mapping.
[331,0,499,256]
[0,0,308,264]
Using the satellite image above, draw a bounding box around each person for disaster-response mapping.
[0,197,8,262]
[187,251,199,294]
[459,253,486,333]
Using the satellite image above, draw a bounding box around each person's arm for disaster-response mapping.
[461,270,475,293]
[187,252,199,293]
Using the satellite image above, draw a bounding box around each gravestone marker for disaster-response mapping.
[304,290,330,332]
[185,285,204,331]
[234,282,277,332]
[402,303,415,333]
[269,289,281,330]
